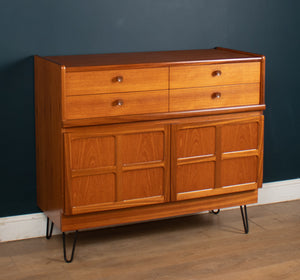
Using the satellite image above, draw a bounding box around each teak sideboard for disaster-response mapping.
[35,47,265,262]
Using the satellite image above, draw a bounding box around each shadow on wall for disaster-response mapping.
[1,56,39,217]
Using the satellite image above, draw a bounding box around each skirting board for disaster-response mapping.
[1,178,299,243]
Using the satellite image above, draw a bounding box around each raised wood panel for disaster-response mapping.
[176,126,215,158]
[121,168,164,201]
[65,67,168,95]
[172,116,262,202]
[170,83,260,112]
[64,122,170,214]
[221,156,258,187]
[176,162,215,193]
[70,174,116,208]
[70,136,115,170]
[65,90,168,120]
[170,62,260,89]
[121,131,164,165]
[221,122,258,153]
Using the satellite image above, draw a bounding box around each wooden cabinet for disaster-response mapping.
[35,47,265,235]
[64,123,170,215]
[171,116,264,201]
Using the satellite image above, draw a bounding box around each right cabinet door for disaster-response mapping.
[171,115,264,201]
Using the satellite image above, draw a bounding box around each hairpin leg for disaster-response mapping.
[63,231,78,263]
[210,209,220,215]
[46,217,54,239]
[240,205,249,234]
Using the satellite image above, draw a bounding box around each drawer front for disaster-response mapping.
[65,67,168,96]
[170,84,260,112]
[170,62,260,89]
[65,90,168,119]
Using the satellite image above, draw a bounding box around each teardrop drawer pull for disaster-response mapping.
[212,92,221,99]
[116,76,123,83]
[212,70,222,77]
[113,99,124,106]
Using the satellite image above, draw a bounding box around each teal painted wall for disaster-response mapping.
[1,0,299,217]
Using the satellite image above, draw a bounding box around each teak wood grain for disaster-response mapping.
[65,67,168,96]
[35,48,265,237]
[65,90,169,120]
[170,83,260,112]
[170,62,260,89]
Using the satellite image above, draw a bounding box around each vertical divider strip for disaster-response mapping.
[116,135,122,202]
[215,125,222,189]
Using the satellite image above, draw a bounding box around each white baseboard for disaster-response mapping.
[1,178,299,243]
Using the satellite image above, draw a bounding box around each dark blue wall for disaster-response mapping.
[1,0,299,217]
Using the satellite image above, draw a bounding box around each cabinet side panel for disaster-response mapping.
[35,56,63,227]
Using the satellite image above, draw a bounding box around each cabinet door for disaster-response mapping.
[171,115,264,201]
[64,123,170,215]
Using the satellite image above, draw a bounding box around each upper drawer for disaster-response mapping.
[170,62,261,89]
[65,67,168,96]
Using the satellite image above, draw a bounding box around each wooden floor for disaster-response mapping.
[1,200,300,280]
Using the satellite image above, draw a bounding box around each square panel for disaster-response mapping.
[121,132,164,165]
[71,174,115,207]
[70,136,115,170]
[221,122,258,153]
[221,156,257,187]
[121,168,164,200]
[176,127,215,158]
[176,162,215,193]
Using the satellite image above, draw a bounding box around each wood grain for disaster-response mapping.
[65,90,169,120]
[170,83,260,111]
[45,48,263,71]
[120,131,164,165]
[221,121,259,152]
[176,126,215,158]
[176,162,215,193]
[34,56,64,227]
[62,105,265,127]
[3,200,299,280]
[220,156,258,187]
[70,135,115,170]
[64,122,170,215]
[35,48,265,234]
[65,67,168,95]
[70,174,116,207]
[121,168,164,200]
[61,190,258,231]
[170,62,261,89]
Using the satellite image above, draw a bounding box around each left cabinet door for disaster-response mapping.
[64,123,170,215]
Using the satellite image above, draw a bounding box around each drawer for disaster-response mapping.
[170,62,260,89]
[65,67,168,96]
[170,84,260,112]
[65,90,168,120]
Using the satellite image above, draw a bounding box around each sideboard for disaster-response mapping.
[35,47,265,262]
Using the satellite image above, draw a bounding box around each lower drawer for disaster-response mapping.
[65,90,168,119]
[169,84,260,112]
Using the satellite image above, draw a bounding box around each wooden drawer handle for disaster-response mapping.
[112,99,124,106]
[212,92,221,99]
[212,70,222,77]
[115,76,123,83]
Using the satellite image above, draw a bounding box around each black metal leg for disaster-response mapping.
[210,209,220,215]
[63,231,78,263]
[46,217,54,239]
[240,205,249,234]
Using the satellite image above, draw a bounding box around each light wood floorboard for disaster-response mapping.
[0,200,300,280]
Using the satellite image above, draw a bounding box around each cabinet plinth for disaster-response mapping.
[35,47,265,233]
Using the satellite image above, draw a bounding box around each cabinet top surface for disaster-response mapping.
[42,48,264,70]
